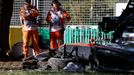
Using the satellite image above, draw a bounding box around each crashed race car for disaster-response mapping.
[92,43,134,72]
[94,0,134,72]
[22,42,134,72]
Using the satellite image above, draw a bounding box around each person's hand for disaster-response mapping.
[30,9,39,17]
[62,13,70,22]
[63,13,67,17]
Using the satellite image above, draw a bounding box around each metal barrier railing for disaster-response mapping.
[64,26,113,45]
[38,26,113,46]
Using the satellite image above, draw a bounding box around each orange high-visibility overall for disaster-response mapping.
[20,5,41,58]
[46,8,71,50]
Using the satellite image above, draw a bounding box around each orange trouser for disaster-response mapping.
[22,30,41,57]
[50,30,64,50]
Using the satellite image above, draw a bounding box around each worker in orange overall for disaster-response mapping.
[46,0,71,56]
[20,0,41,58]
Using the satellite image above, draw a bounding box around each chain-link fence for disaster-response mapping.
[10,0,129,27]
[10,0,24,26]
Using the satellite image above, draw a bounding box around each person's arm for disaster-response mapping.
[46,11,52,23]
[20,7,25,18]
[62,10,71,22]
[31,8,39,17]
[20,7,31,20]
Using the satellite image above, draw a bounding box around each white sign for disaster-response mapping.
[116,3,127,16]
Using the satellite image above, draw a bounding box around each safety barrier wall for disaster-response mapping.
[10,26,113,49]
[38,27,50,48]
[9,26,23,48]
[9,27,49,48]
[37,26,114,45]
[64,25,113,45]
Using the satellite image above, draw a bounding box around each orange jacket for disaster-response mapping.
[46,9,71,25]
[20,5,39,21]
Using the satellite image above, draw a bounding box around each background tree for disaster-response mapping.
[0,0,14,55]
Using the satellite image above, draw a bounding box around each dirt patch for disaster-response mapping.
[0,61,48,71]
[0,61,22,70]
[0,61,23,70]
